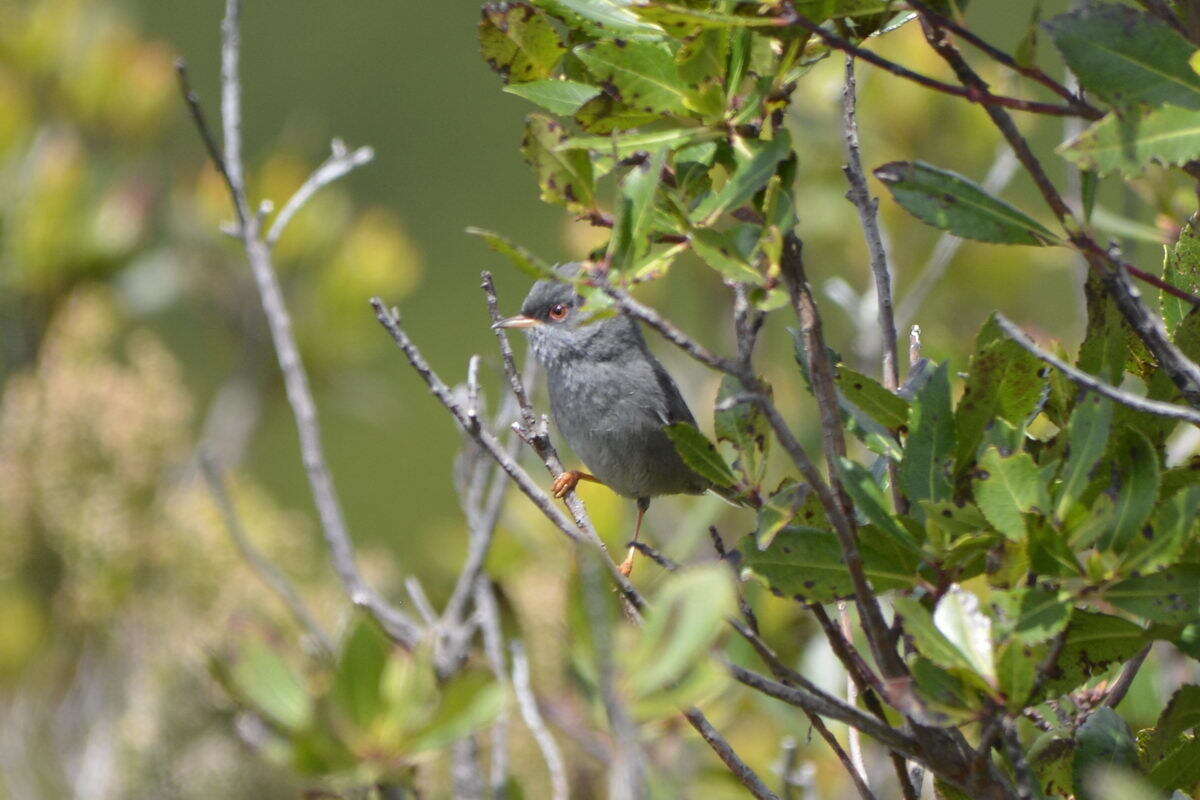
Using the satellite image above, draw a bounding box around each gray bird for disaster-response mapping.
[493,264,708,574]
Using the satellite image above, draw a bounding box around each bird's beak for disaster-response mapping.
[492,315,540,330]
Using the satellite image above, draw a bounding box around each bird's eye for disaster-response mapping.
[548,303,568,321]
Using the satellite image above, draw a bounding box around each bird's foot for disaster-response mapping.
[618,546,637,577]
[552,469,598,499]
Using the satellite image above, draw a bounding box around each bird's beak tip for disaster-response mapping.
[492,315,538,330]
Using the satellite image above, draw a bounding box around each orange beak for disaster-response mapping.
[492,315,540,330]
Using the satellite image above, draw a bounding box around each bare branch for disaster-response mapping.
[511,641,569,800]
[808,713,878,800]
[179,0,421,648]
[603,285,739,374]
[404,576,439,628]
[993,314,1200,426]
[198,455,334,658]
[841,55,898,392]
[627,541,678,571]
[475,580,511,796]
[266,139,375,246]
[681,708,783,800]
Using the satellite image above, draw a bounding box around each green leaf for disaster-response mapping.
[893,595,992,689]
[715,374,769,487]
[330,617,390,730]
[466,227,557,279]
[791,0,894,18]
[1146,685,1200,761]
[479,3,567,83]
[690,227,764,285]
[900,362,955,507]
[504,79,601,114]
[1044,612,1150,697]
[740,525,918,603]
[1012,586,1074,645]
[559,126,719,155]
[573,92,662,133]
[997,637,1045,710]
[1101,431,1161,552]
[1148,734,1200,792]
[1105,564,1200,624]
[1059,107,1200,177]
[1079,271,1129,385]
[229,639,312,731]
[407,669,505,754]
[954,314,1047,475]
[836,364,910,429]
[691,131,792,223]
[1073,708,1139,800]
[609,146,667,270]
[575,40,691,116]
[520,114,596,213]
[974,447,1050,541]
[536,0,665,39]
[624,564,736,697]
[1120,486,1200,574]
[1056,392,1114,520]
[1044,3,1200,110]
[755,480,825,548]
[1163,218,1200,335]
[874,161,1058,246]
[664,422,737,487]
[631,2,784,29]
[1031,736,1077,799]
[839,458,922,555]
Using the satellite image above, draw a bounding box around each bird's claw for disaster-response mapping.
[552,470,581,498]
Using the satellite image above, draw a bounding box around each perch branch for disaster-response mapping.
[179,0,421,648]
[266,139,375,245]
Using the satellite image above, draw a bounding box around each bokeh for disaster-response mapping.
[2,0,1194,797]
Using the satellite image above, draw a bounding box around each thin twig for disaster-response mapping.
[511,641,569,800]
[198,455,334,658]
[808,714,878,800]
[603,285,739,374]
[371,299,647,610]
[993,314,1200,426]
[1103,644,1153,708]
[780,737,799,800]
[475,581,511,797]
[266,139,374,245]
[682,708,783,800]
[628,541,678,571]
[838,603,869,787]
[776,3,1100,119]
[179,1,421,648]
[842,56,899,392]
[905,0,1101,115]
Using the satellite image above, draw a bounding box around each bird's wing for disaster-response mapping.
[648,357,697,427]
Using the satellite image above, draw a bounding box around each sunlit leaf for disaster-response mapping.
[229,640,312,732]
[537,0,665,39]
[504,79,601,114]
[836,364,909,429]
[1163,218,1200,335]
[1055,392,1113,521]
[664,422,738,487]
[974,447,1049,541]
[893,595,993,691]
[691,132,792,222]
[1105,564,1200,624]
[1059,107,1200,177]
[330,617,391,731]
[479,3,567,84]
[715,374,769,488]
[874,161,1058,245]
[689,226,764,285]
[575,40,691,115]
[900,362,955,508]
[466,227,557,279]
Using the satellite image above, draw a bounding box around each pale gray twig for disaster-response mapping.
[994,314,1200,426]
[475,581,511,796]
[404,576,439,628]
[682,708,782,800]
[180,0,421,648]
[511,641,569,800]
[266,139,374,246]
[198,455,334,658]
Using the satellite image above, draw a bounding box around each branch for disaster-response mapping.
[511,641,569,800]
[603,285,739,374]
[266,138,375,245]
[475,581,511,797]
[198,455,334,658]
[681,708,783,800]
[993,314,1200,426]
[842,55,899,392]
[905,0,1101,115]
[370,299,646,610]
[1103,644,1153,708]
[179,0,421,648]
[776,3,1100,119]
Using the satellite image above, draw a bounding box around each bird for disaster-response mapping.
[493,263,709,575]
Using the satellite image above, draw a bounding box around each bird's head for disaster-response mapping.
[492,263,592,365]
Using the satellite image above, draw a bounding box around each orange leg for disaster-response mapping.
[552,469,601,498]
[618,497,651,577]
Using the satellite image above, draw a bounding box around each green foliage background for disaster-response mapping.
[5,0,1200,798]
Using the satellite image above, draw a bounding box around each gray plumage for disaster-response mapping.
[515,267,709,501]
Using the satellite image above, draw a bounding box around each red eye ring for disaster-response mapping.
[548,303,568,321]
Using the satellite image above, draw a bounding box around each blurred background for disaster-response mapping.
[2,1,1195,797]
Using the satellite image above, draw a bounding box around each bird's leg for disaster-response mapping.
[552,469,601,499]
[618,497,651,577]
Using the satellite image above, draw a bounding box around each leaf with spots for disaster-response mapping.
[1058,106,1200,178]
[974,447,1049,541]
[1042,611,1149,698]
[1030,736,1076,799]
[996,637,1046,710]
[479,3,568,84]
[520,114,597,213]
[754,480,826,548]
[1044,3,1200,111]
[691,132,792,223]
[690,227,764,285]
[1146,685,1200,761]
[739,525,918,603]
[536,0,665,40]
[715,374,769,489]
[1079,271,1128,386]
[1147,734,1200,793]
[874,161,1058,246]
[836,363,910,429]
[900,362,955,508]
[954,313,1047,477]
[1055,392,1113,522]
[1105,564,1200,624]
[1119,485,1200,574]
[575,40,692,116]
[1099,430,1160,553]
[664,422,737,488]
[1163,217,1200,336]
[839,457,922,555]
